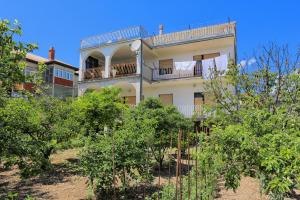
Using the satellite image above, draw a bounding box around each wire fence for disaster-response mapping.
[107,120,213,200]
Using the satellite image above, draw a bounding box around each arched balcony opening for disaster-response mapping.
[84,51,105,80]
[110,45,137,78]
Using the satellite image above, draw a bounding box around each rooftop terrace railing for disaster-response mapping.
[80,26,149,49]
[151,22,235,47]
[80,22,235,49]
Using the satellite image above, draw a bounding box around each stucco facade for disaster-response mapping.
[78,22,237,117]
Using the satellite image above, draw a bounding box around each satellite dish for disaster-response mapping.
[131,40,141,52]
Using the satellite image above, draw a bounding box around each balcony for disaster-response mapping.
[151,61,202,81]
[84,63,137,80]
[152,66,202,81]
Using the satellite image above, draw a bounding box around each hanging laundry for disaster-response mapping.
[215,54,228,74]
[202,58,215,80]
[174,61,196,71]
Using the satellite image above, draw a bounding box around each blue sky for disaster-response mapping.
[1,0,299,67]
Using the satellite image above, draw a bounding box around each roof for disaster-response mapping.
[26,53,78,71]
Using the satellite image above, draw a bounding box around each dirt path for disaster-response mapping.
[1,149,299,200]
[0,149,88,200]
[217,176,268,200]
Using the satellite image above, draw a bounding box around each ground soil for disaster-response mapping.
[0,149,299,200]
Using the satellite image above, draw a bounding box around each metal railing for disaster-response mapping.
[176,105,204,118]
[80,22,235,49]
[152,63,202,81]
[81,26,149,49]
[151,22,235,47]
[142,64,153,81]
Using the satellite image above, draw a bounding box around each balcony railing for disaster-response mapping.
[151,22,235,47]
[81,26,149,49]
[84,67,104,80]
[176,105,204,118]
[152,62,202,81]
[80,22,235,49]
[83,63,137,80]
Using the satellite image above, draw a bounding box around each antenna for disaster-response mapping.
[228,17,231,23]
[130,40,141,52]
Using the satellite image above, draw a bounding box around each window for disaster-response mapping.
[54,68,74,80]
[194,92,204,112]
[159,94,173,105]
[159,59,173,75]
[55,68,59,77]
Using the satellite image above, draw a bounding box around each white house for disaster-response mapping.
[78,22,237,117]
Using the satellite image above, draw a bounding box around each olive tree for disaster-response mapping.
[133,98,192,168]
[205,44,300,199]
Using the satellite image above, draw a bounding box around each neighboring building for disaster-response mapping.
[78,22,237,117]
[19,47,78,98]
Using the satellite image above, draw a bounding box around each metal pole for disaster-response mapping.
[195,128,199,200]
[168,131,172,185]
[158,131,161,200]
[175,129,181,200]
[139,40,143,102]
[187,131,191,200]
[112,130,116,200]
[179,130,183,200]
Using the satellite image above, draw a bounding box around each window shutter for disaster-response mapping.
[159,94,173,105]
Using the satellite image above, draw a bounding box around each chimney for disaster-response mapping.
[159,24,164,35]
[48,46,55,60]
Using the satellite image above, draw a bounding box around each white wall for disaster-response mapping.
[143,80,207,117]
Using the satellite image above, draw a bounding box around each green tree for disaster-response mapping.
[133,98,192,168]
[205,44,300,199]
[73,87,125,136]
[0,96,77,177]
[0,19,37,94]
[79,92,155,198]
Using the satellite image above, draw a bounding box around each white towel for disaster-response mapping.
[215,54,228,75]
[174,61,196,71]
[202,58,215,80]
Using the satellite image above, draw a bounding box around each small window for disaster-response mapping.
[69,73,73,80]
[159,94,173,105]
[54,69,59,77]
[59,69,63,78]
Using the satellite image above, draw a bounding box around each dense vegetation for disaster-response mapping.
[0,19,299,200]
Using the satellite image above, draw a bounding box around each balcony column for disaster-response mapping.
[79,53,87,81]
[104,55,111,78]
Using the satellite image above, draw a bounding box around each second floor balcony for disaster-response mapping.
[83,53,228,82]
[84,63,137,80]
